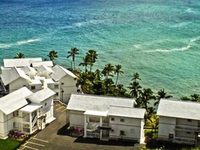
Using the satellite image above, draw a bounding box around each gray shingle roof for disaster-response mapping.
[0,87,33,115]
[157,99,200,120]
[51,65,77,81]
[67,94,135,112]
[31,61,53,67]
[27,88,55,104]
[1,67,31,85]
[108,106,145,119]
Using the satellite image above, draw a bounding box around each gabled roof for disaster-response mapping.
[27,88,55,104]
[36,65,53,73]
[108,106,145,119]
[157,99,200,120]
[31,61,53,67]
[20,104,42,113]
[51,65,77,81]
[4,58,42,68]
[0,87,33,115]
[67,94,135,112]
[21,66,37,75]
[1,67,31,85]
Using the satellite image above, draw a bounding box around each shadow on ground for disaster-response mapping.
[74,137,136,146]
[57,124,70,136]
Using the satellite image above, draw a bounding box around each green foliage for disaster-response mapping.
[0,138,21,150]
[48,50,58,62]
[14,52,25,58]
[181,94,200,102]
[67,47,79,70]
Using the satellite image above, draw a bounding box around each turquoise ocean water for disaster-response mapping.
[0,0,200,97]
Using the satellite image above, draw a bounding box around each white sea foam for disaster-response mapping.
[186,8,196,14]
[74,20,104,27]
[16,38,41,45]
[133,44,141,49]
[170,22,191,28]
[145,36,200,53]
[0,44,12,48]
[0,38,41,49]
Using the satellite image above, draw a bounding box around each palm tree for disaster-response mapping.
[114,64,124,85]
[131,72,141,82]
[139,88,156,110]
[181,94,200,102]
[128,72,142,99]
[102,64,114,78]
[67,47,79,70]
[154,89,172,106]
[48,50,58,63]
[94,69,101,80]
[79,56,90,72]
[14,52,25,58]
[86,50,98,72]
[190,94,200,102]
[104,78,114,94]
[128,81,142,99]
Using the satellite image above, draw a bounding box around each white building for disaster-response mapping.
[157,99,200,145]
[67,94,145,143]
[0,87,55,139]
[0,58,78,104]
[51,65,78,104]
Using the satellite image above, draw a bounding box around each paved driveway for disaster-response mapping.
[20,101,142,150]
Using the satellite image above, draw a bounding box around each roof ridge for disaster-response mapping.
[161,98,200,105]
[72,93,134,100]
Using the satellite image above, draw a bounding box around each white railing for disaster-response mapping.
[32,116,37,126]
[32,126,38,132]
[174,136,195,144]
[176,125,199,131]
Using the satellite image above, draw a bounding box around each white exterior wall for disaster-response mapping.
[9,78,28,93]
[69,110,84,127]
[158,116,176,140]
[0,111,6,139]
[40,97,54,123]
[0,113,15,139]
[109,116,143,143]
[60,76,77,104]
[29,84,42,92]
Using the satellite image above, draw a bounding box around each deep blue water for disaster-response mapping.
[1,0,200,97]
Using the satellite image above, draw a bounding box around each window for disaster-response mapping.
[187,119,192,122]
[130,128,135,133]
[169,133,174,139]
[13,111,18,117]
[61,82,64,85]
[45,103,47,106]
[120,130,125,136]
[186,132,191,134]
[56,92,59,96]
[13,122,16,128]
[111,129,114,132]
[120,118,125,122]
[111,118,115,121]
[31,86,35,90]
[54,85,59,89]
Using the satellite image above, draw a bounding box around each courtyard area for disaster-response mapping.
[19,101,141,150]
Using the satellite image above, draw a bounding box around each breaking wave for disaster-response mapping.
[0,38,41,49]
[145,36,200,53]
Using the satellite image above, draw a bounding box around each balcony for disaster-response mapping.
[175,125,199,132]
[174,136,195,145]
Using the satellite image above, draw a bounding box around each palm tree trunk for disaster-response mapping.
[115,73,119,86]
[73,60,75,70]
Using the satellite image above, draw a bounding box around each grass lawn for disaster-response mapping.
[0,138,22,150]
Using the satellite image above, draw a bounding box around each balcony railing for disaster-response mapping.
[175,125,199,132]
[174,136,195,145]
